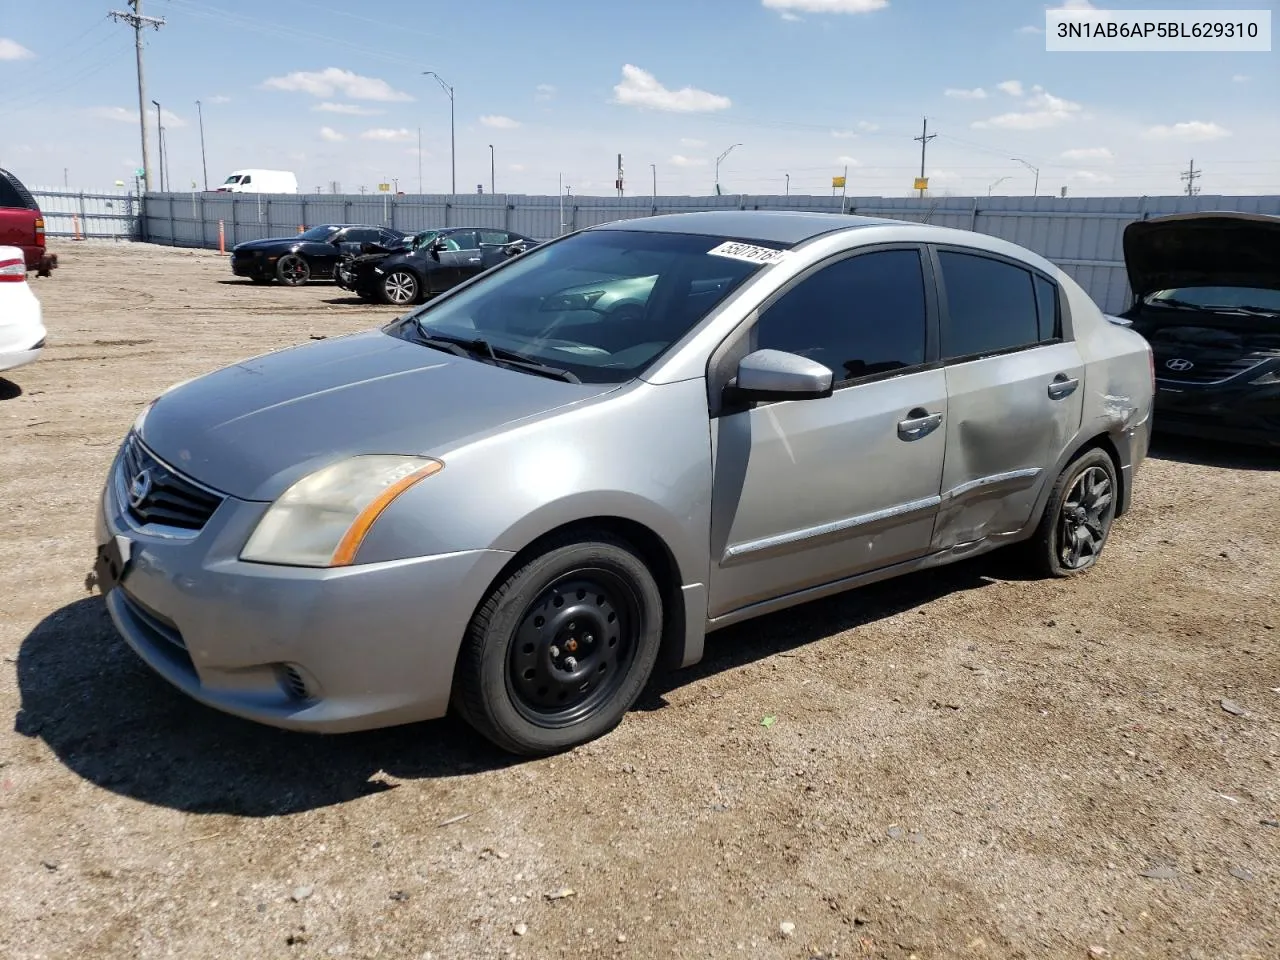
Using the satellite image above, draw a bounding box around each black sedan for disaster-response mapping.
[1119,211,1280,447]
[338,227,540,305]
[230,224,407,286]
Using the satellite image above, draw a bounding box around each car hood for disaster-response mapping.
[138,329,618,501]
[1123,213,1280,300]
[232,237,303,252]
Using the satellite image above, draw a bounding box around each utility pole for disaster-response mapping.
[196,99,208,191]
[785,173,790,197]
[913,116,936,199]
[650,163,656,200]
[1181,158,1201,196]
[489,144,495,194]
[423,71,455,196]
[616,153,624,197]
[1011,157,1040,197]
[109,1,164,193]
[417,127,423,194]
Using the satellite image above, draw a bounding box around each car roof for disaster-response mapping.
[589,210,904,245]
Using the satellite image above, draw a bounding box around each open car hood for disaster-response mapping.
[1123,212,1280,301]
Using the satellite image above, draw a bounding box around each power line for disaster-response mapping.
[1181,158,1202,196]
[109,0,165,192]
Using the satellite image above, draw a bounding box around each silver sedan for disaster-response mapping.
[94,211,1154,755]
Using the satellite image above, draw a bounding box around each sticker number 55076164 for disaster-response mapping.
[706,241,790,266]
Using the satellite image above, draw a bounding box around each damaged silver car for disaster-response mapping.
[95,211,1154,756]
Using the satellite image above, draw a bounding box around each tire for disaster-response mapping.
[1026,448,1118,578]
[276,254,310,286]
[379,268,420,306]
[454,532,664,756]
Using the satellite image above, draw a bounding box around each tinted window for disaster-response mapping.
[240,175,252,185]
[754,250,928,383]
[938,251,1039,358]
[347,228,379,244]
[0,179,23,209]
[448,230,479,250]
[1033,275,1060,341]
[479,230,510,245]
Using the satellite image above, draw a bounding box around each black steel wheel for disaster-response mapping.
[454,532,664,755]
[379,269,420,306]
[1027,447,1118,577]
[276,254,310,286]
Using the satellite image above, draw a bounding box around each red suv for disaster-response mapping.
[0,168,57,276]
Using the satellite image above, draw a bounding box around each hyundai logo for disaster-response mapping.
[128,469,153,510]
[1165,358,1195,372]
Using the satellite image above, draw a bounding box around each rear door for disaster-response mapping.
[431,230,479,290]
[930,246,1084,550]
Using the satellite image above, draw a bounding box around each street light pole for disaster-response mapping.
[714,143,740,196]
[988,175,1011,196]
[196,99,208,191]
[785,173,790,197]
[423,71,455,195]
[151,99,164,191]
[489,144,495,194]
[651,163,656,200]
[1011,157,1039,197]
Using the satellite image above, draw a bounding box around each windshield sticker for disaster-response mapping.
[706,241,789,266]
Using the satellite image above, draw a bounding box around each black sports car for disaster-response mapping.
[230,224,407,286]
[1119,212,1280,447]
[337,227,540,305]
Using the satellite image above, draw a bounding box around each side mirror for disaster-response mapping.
[426,238,446,261]
[727,349,834,403]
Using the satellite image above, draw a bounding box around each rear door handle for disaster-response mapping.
[1048,374,1080,400]
[897,408,943,442]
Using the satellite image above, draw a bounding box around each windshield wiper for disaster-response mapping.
[1146,297,1204,311]
[1226,305,1280,318]
[414,328,581,383]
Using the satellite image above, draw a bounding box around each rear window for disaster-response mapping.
[0,170,37,211]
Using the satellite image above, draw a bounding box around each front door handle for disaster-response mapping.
[1048,374,1080,400]
[467,257,482,263]
[897,408,943,442]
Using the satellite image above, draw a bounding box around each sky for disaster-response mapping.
[1,0,1276,198]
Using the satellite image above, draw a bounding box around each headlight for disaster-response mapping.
[240,455,444,568]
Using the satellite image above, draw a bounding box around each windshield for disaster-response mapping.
[298,225,340,242]
[1146,286,1280,314]
[397,229,779,384]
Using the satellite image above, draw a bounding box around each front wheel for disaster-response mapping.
[454,533,664,755]
[276,254,310,286]
[379,268,420,306]
[1027,448,1118,577]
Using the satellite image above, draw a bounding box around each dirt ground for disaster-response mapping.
[1,240,1277,960]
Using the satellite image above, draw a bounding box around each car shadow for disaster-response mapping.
[0,378,22,401]
[1149,433,1280,471]
[322,296,377,306]
[15,553,1015,816]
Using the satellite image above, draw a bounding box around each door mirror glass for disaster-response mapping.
[730,349,833,403]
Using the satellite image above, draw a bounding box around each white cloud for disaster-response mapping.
[319,126,346,142]
[261,67,413,102]
[996,80,1024,96]
[480,115,521,129]
[972,85,1081,130]
[509,163,526,172]
[1050,0,1114,21]
[1061,146,1112,161]
[359,127,416,142]
[945,87,987,100]
[1144,121,1231,141]
[857,120,879,132]
[680,137,707,147]
[1017,24,1043,34]
[781,11,802,20]
[0,38,35,60]
[535,84,556,101]
[89,105,186,128]
[314,102,383,116]
[613,64,731,113]
[836,155,860,166]
[206,94,232,105]
[832,129,857,139]
[1071,170,1114,183]
[762,0,887,13]
[1232,74,1248,83]
[669,154,708,167]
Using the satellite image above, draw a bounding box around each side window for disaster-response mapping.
[755,249,928,384]
[1033,275,1060,341]
[449,230,479,250]
[240,175,252,186]
[937,250,1039,359]
[479,230,509,245]
[348,228,378,244]
[0,179,25,209]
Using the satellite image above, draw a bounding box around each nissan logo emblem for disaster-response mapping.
[1165,358,1195,372]
[128,469,153,510]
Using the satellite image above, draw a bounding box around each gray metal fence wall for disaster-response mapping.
[29,187,140,241]
[51,189,1280,314]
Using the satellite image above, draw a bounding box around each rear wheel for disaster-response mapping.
[1027,448,1118,577]
[454,532,664,755]
[276,254,310,286]
[379,269,420,306]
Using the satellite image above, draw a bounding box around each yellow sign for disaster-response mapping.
[377,183,391,192]
[831,176,846,189]
[913,177,929,191]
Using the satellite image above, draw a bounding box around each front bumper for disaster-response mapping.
[95,441,513,732]
[1154,379,1280,448]
[230,255,270,279]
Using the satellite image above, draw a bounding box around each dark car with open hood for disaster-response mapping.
[230,224,407,286]
[1119,212,1280,447]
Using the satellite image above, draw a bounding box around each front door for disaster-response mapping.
[930,247,1086,549]
[709,246,948,618]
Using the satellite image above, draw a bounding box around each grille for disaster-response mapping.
[281,664,313,701]
[118,434,223,531]
[1154,354,1267,386]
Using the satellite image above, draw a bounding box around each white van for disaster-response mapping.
[215,169,299,194]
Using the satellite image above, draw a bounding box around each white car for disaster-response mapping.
[0,245,46,373]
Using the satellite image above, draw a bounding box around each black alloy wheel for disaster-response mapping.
[1027,447,1119,577]
[276,254,310,286]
